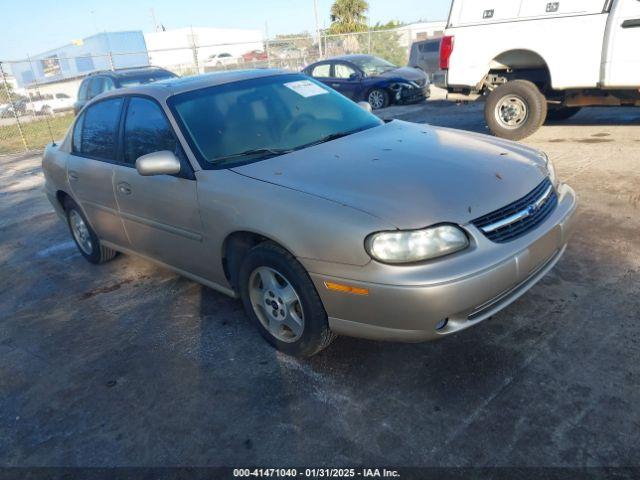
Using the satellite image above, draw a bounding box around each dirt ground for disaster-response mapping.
[1,102,639,469]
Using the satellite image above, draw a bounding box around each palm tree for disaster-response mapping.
[329,0,369,34]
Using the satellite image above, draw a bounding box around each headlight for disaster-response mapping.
[390,81,418,91]
[366,225,469,264]
[541,152,558,187]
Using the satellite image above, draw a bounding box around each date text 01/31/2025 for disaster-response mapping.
[233,468,401,478]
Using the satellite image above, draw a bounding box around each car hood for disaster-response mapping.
[378,66,427,83]
[232,121,549,229]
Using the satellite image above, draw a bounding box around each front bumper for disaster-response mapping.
[396,86,429,105]
[305,183,578,343]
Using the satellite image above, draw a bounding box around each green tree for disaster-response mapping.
[329,0,369,34]
[370,21,408,66]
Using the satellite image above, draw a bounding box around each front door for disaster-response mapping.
[67,97,129,247]
[112,96,208,277]
[603,0,640,87]
[328,62,362,100]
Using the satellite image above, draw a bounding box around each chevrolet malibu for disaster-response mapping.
[42,70,577,357]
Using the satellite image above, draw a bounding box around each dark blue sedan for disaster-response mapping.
[302,54,429,110]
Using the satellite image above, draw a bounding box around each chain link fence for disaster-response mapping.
[0,27,419,156]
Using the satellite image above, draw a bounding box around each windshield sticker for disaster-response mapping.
[284,80,329,98]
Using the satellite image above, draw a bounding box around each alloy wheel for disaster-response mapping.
[69,209,93,255]
[248,266,305,343]
[368,90,386,110]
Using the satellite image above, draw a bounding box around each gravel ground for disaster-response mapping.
[0,102,639,469]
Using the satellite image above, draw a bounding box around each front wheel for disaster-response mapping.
[485,80,548,141]
[367,88,389,110]
[239,242,336,357]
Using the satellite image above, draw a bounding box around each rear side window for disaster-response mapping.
[79,98,123,160]
[103,77,115,92]
[72,113,85,152]
[122,97,179,164]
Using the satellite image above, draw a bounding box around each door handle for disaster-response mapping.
[117,182,132,195]
[331,83,341,87]
[68,170,79,182]
[621,19,640,28]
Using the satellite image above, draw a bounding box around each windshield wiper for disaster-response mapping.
[213,148,293,164]
[303,128,368,149]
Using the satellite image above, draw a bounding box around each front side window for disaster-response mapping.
[334,63,357,79]
[311,64,331,78]
[123,97,179,165]
[80,98,123,160]
[168,74,382,168]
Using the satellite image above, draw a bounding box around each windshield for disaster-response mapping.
[349,56,397,76]
[168,74,383,168]
[118,71,177,87]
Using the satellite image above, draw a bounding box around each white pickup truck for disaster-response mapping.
[431,0,640,139]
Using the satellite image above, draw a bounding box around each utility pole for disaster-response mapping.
[150,8,159,32]
[313,0,323,58]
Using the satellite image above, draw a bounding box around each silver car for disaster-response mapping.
[42,70,577,357]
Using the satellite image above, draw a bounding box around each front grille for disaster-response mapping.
[472,178,557,243]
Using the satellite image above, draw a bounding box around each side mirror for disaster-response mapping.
[357,101,373,113]
[135,150,181,176]
[349,73,360,81]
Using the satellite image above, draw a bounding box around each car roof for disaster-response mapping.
[87,66,174,79]
[92,69,292,101]
[327,54,375,62]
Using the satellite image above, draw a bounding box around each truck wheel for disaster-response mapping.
[546,107,581,122]
[485,80,547,141]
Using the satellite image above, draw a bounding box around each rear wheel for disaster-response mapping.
[64,198,117,264]
[546,106,582,122]
[239,242,335,357]
[368,88,389,110]
[485,80,547,141]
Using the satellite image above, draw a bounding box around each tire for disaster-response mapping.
[367,88,389,110]
[238,241,336,357]
[485,80,548,141]
[63,198,117,265]
[546,106,581,122]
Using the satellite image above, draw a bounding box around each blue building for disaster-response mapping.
[11,31,150,88]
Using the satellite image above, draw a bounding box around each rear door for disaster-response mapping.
[112,96,208,276]
[603,0,640,87]
[67,97,129,247]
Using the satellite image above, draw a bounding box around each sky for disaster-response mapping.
[0,0,452,60]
